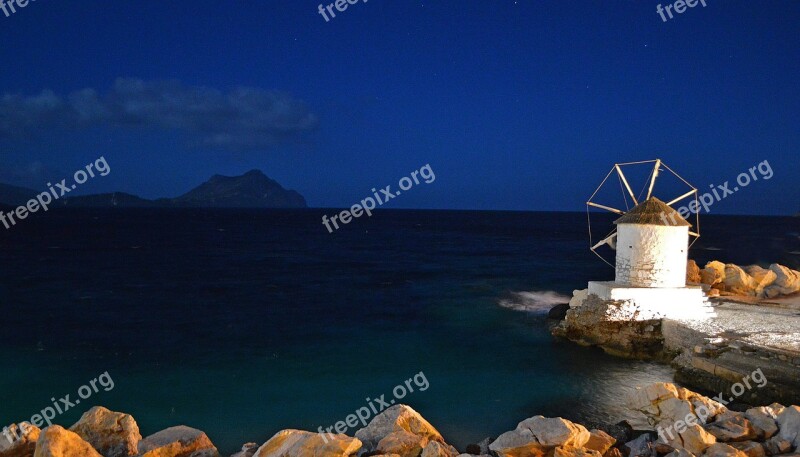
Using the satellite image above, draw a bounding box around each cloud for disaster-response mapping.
[0,78,319,150]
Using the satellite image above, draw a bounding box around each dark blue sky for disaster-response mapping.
[1,1,798,214]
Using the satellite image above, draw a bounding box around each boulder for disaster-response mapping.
[33,425,103,457]
[704,412,757,442]
[703,443,748,457]
[253,430,361,457]
[769,264,800,295]
[743,266,777,297]
[488,430,549,457]
[687,261,702,284]
[68,406,141,457]
[761,436,791,456]
[605,448,623,457]
[722,265,756,296]
[515,417,590,448]
[776,406,800,450]
[355,406,445,453]
[138,426,220,457]
[764,404,784,418]
[701,262,726,286]
[585,430,616,455]
[728,442,765,457]
[660,424,717,456]
[0,423,40,457]
[743,408,778,440]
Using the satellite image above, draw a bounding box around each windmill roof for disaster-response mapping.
[614,197,691,227]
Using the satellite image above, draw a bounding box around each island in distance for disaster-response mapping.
[0,170,307,209]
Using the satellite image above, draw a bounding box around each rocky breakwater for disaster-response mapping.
[626,382,800,457]
[2,383,798,457]
[686,261,800,299]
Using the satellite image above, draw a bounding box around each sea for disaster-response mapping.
[1,209,797,453]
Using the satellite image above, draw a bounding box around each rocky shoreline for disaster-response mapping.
[551,261,800,406]
[1,383,798,457]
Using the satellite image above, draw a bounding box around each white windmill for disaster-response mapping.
[581,159,715,321]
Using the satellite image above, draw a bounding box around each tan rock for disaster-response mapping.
[488,430,549,457]
[33,425,103,457]
[723,265,756,296]
[703,443,747,457]
[704,412,757,442]
[743,266,778,297]
[743,408,778,440]
[664,450,695,457]
[68,406,141,457]
[516,417,590,448]
[0,423,41,457]
[377,431,428,457]
[570,289,589,308]
[728,442,765,457]
[421,441,456,457]
[659,423,717,456]
[687,260,702,284]
[769,264,800,295]
[701,262,726,286]
[355,406,444,453]
[553,447,602,457]
[585,430,616,455]
[253,430,361,457]
[764,404,784,418]
[138,426,219,457]
[776,405,800,450]
[605,448,624,457]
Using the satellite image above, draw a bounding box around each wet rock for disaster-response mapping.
[68,406,141,457]
[33,425,103,457]
[253,430,361,457]
[138,426,220,457]
[0,423,40,457]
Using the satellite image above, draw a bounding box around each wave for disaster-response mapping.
[498,290,571,314]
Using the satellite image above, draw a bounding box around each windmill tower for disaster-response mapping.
[583,159,715,321]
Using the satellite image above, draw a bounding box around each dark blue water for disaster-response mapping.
[1,209,797,453]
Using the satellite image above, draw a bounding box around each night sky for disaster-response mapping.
[1,1,798,214]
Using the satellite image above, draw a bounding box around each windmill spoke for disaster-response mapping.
[587,201,625,215]
[615,165,638,205]
[645,159,661,200]
[666,189,698,206]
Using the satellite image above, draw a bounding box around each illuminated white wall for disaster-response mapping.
[615,224,689,288]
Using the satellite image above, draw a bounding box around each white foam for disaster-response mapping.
[498,290,571,314]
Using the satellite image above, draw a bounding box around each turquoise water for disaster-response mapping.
[1,209,796,453]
